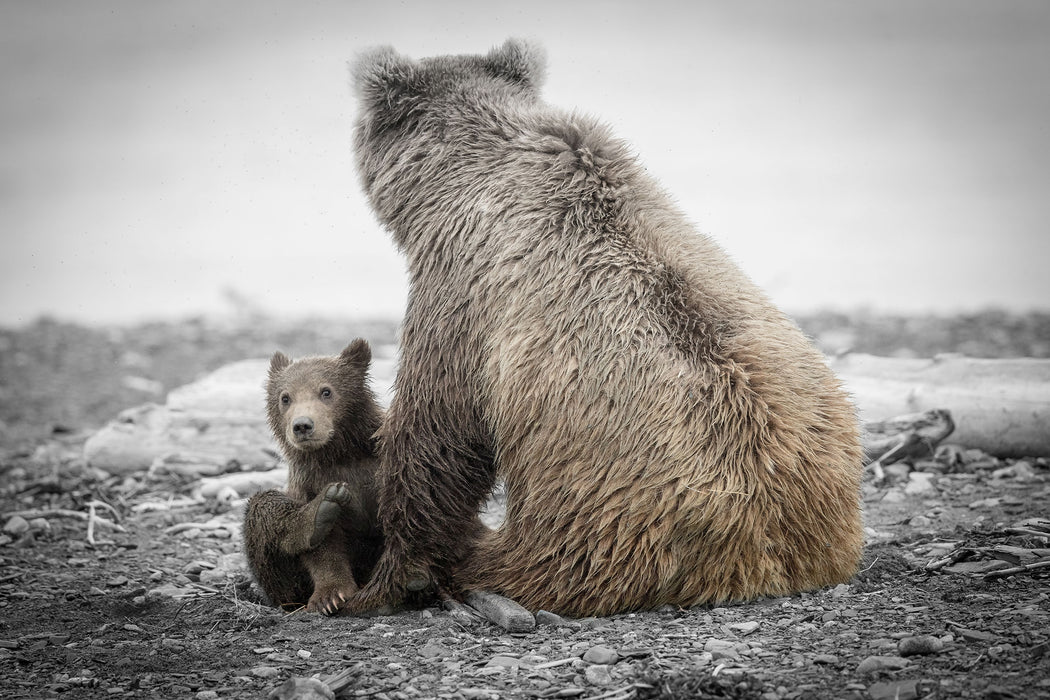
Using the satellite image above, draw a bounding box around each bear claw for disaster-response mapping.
[306,583,357,616]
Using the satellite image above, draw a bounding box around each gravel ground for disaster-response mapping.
[1,313,1048,699]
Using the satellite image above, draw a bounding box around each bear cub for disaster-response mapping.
[243,339,384,614]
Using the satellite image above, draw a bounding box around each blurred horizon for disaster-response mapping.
[2,1,1049,328]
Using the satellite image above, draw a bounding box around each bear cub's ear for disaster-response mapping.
[269,351,291,376]
[340,338,372,370]
[485,38,546,91]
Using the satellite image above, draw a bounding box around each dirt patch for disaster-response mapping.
[1,315,1048,699]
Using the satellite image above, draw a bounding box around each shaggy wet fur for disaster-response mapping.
[348,40,864,617]
[243,339,384,613]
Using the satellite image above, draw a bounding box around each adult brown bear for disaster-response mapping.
[349,39,864,617]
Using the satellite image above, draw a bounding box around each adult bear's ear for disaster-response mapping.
[340,338,372,370]
[485,38,546,92]
[351,46,422,123]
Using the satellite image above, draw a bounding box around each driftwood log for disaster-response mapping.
[82,352,1050,476]
[831,353,1050,457]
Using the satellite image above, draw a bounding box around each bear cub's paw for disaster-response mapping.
[306,580,359,615]
[308,482,354,549]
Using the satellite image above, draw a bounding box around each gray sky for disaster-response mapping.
[2,0,1048,326]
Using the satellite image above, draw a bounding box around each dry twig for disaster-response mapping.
[983,558,1050,580]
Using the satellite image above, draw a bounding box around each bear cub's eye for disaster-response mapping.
[320,387,332,400]
[280,393,290,406]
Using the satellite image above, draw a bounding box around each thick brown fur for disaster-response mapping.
[348,40,864,617]
[243,339,384,614]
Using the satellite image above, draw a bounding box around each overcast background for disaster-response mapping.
[2,0,1048,327]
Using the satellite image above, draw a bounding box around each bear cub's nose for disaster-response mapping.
[292,417,314,439]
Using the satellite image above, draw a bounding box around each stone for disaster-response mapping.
[466,590,535,632]
[460,691,499,700]
[968,497,1000,509]
[582,646,619,665]
[881,489,906,503]
[182,560,215,576]
[485,655,528,669]
[954,628,997,642]
[584,664,614,686]
[266,677,334,700]
[420,641,450,659]
[868,680,920,700]
[856,655,910,675]
[883,464,911,483]
[3,516,29,536]
[146,583,193,601]
[727,621,761,636]
[250,666,282,679]
[199,568,228,585]
[704,638,739,660]
[908,515,933,528]
[830,583,851,598]
[904,472,935,495]
[535,610,571,627]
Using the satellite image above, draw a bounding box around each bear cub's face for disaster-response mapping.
[266,340,372,453]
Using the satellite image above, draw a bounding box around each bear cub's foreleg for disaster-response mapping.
[245,482,370,613]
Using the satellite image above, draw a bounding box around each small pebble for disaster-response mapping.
[868,680,920,700]
[704,638,739,660]
[267,677,333,700]
[908,515,933,528]
[881,489,906,503]
[830,583,851,598]
[536,610,570,627]
[727,621,761,636]
[968,497,1000,509]
[904,472,935,495]
[250,665,281,679]
[3,516,29,536]
[856,655,910,674]
[584,664,614,686]
[199,568,228,585]
[485,655,527,669]
[182,561,215,576]
[898,635,945,656]
[582,645,619,665]
[419,641,449,659]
